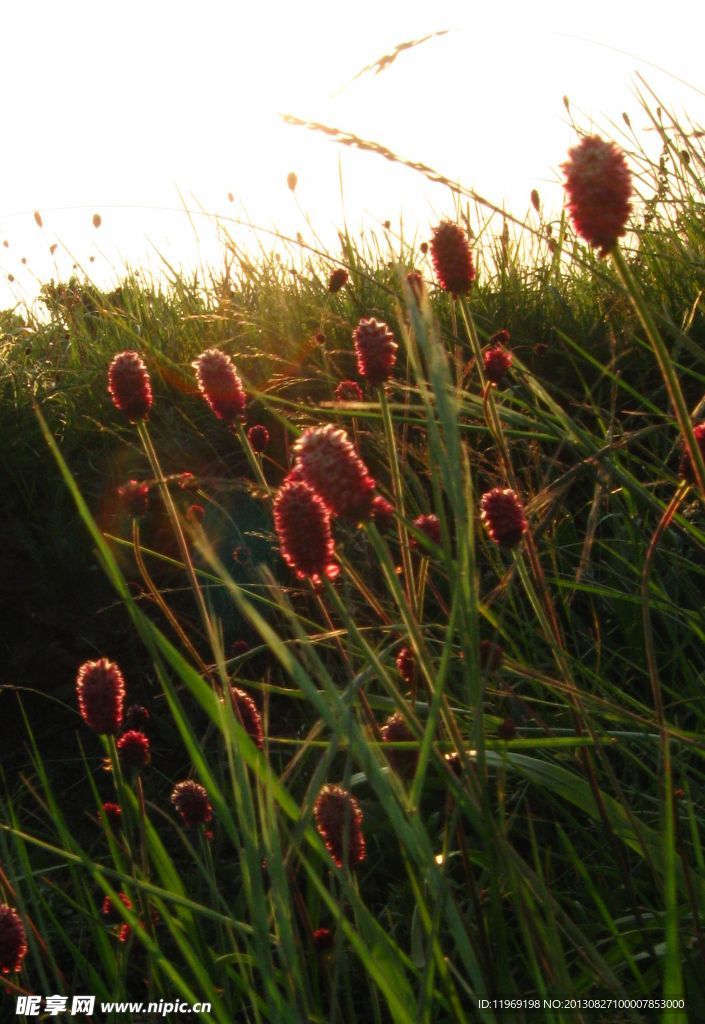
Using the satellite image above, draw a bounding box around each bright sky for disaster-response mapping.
[1,0,704,310]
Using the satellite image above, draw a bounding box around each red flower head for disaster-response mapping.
[313,784,366,869]
[101,802,123,829]
[178,471,197,490]
[312,927,334,952]
[679,423,705,483]
[371,494,395,530]
[0,905,28,974]
[117,730,151,770]
[274,479,337,581]
[76,657,126,735]
[232,639,250,657]
[381,712,417,778]
[116,480,149,518]
[171,779,213,827]
[328,268,349,293]
[483,346,513,385]
[101,891,133,923]
[480,488,527,549]
[412,513,441,548]
[108,351,153,421]
[247,424,270,452]
[353,317,398,388]
[561,135,632,256]
[124,704,150,732]
[395,646,415,685]
[228,686,264,750]
[192,348,246,423]
[430,221,476,295]
[294,424,376,520]
[335,380,363,403]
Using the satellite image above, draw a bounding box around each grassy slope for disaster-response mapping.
[1,94,705,1022]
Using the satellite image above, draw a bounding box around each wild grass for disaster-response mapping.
[1,88,705,1022]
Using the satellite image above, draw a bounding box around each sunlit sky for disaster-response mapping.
[1,0,704,310]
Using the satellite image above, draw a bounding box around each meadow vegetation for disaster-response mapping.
[1,89,705,1022]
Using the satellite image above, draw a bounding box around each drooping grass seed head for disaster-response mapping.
[294,424,376,520]
[480,488,527,549]
[192,348,246,423]
[273,479,337,581]
[108,351,152,421]
[0,905,28,974]
[171,780,213,827]
[76,657,126,735]
[430,221,476,295]
[353,317,398,388]
[313,784,366,869]
[561,135,632,256]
